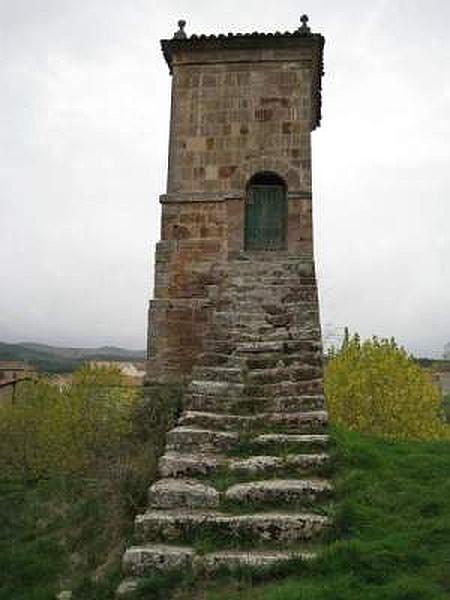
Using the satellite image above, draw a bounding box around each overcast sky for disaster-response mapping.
[1,0,449,356]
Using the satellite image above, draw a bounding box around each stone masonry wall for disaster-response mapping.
[147,41,321,382]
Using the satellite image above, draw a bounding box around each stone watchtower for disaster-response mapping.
[116,18,332,594]
[147,16,325,382]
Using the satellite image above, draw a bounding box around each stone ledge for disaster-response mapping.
[120,545,315,579]
[160,191,312,203]
[135,509,331,543]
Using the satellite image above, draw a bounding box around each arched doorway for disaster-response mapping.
[244,171,287,251]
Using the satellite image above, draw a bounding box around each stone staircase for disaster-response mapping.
[117,254,332,597]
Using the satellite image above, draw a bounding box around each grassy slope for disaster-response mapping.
[188,429,450,600]
[1,429,450,600]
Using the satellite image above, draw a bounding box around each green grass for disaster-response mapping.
[178,427,450,600]
[0,479,122,600]
[1,427,450,599]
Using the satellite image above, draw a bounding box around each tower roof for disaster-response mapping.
[161,17,325,129]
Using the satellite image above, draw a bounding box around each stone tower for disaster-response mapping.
[147,16,324,382]
[116,18,331,596]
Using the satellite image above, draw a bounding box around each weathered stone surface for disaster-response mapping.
[248,380,324,396]
[122,544,194,576]
[225,478,333,504]
[252,433,330,450]
[247,365,322,384]
[159,452,329,478]
[189,380,245,397]
[268,394,326,412]
[117,21,331,597]
[115,578,142,598]
[166,426,239,453]
[178,411,253,431]
[193,366,242,383]
[136,510,331,544]
[229,455,282,474]
[229,453,329,475]
[197,549,315,571]
[121,546,315,578]
[265,410,328,431]
[186,392,326,414]
[178,410,328,433]
[159,452,226,477]
[237,341,285,354]
[148,478,220,509]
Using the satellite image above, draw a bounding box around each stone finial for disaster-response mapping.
[298,14,311,34]
[173,19,187,39]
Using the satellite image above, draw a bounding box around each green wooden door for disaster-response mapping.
[244,184,287,251]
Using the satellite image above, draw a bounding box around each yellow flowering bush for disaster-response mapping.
[325,332,449,440]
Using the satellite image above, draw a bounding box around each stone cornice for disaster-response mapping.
[160,191,312,203]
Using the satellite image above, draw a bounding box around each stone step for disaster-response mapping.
[216,301,315,314]
[227,262,313,273]
[214,311,269,325]
[246,364,322,384]
[284,339,322,353]
[225,478,332,505]
[121,545,315,578]
[135,510,331,545]
[267,394,326,412]
[178,411,252,431]
[148,476,331,510]
[226,267,313,277]
[192,366,243,383]
[166,427,239,453]
[230,325,320,344]
[198,548,315,570]
[185,376,323,403]
[158,452,227,478]
[237,341,286,353]
[122,544,194,576]
[227,255,310,264]
[246,380,324,396]
[228,328,293,342]
[227,323,283,335]
[178,410,328,433]
[235,339,321,354]
[229,453,330,475]
[259,410,328,431]
[251,433,330,452]
[224,280,315,289]
[195,351,242,367]
[218,395,326,415]
[243,351,322,369]
[158,451,329,478]
[148,478,220,509]
[216,299,316,312]
[221,289,314,301]
[185,392,326,414]
[226,275,311,286]
[188,380,245,397]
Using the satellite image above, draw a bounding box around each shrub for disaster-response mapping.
[0,366,182,598]
[325,332,449,440]
[0,365,138,481]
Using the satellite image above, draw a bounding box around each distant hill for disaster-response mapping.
[0,341,145,373]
